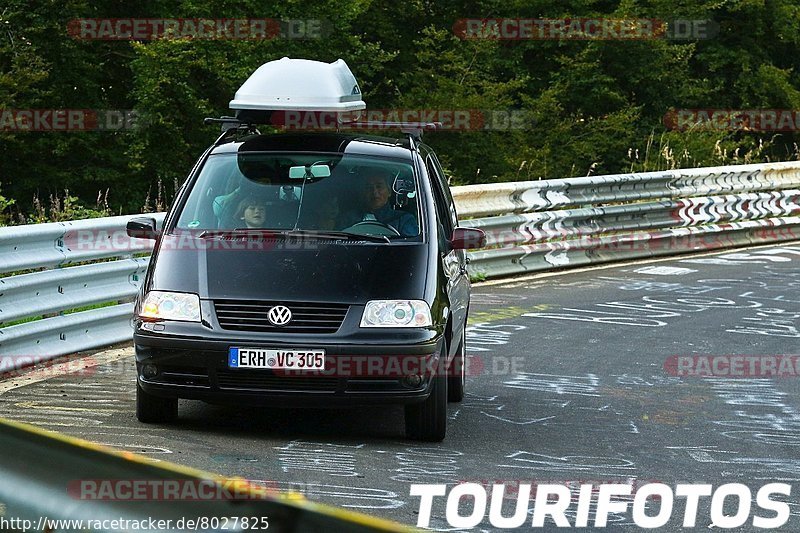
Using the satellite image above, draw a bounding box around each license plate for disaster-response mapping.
[228,347,325,370]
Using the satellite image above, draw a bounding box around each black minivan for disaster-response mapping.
[127,59,485,441]
[129,130,485,441]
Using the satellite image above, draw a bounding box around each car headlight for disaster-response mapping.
[360,300,432,328]
[139,291,201,322]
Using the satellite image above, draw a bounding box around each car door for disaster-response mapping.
[424,150,469,356]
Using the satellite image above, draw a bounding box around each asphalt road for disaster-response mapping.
[1,244,799,532]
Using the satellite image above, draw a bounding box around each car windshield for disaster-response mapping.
[174,152,421,240]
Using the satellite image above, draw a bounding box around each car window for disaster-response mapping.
[431,153,459,228]
[425,155,454,238]
[174,153,422,240]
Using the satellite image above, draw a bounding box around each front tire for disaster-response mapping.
[136,381,178,423]
[405,351,448,441]
[447,328,466,403]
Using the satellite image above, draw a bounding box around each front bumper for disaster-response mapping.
[134,317,444,407]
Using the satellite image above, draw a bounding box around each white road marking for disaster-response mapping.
[633,265,697,275]
[0,347,132,395]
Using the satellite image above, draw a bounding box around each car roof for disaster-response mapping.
[210,132,415,160]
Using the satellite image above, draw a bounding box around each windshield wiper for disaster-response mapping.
[197,229,279,239]
[278,229,391,243]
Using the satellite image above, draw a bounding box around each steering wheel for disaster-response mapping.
[342,220,402,237]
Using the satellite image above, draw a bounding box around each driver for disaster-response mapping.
[339,169,418,236]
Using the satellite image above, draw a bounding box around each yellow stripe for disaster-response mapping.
[0,417,418,532]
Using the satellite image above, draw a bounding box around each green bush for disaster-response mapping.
[0,184,15,226]
[22,189,111,225]
[2,0,799,214]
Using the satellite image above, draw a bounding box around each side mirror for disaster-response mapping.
[126,217,159,240]
[451,227,486,250]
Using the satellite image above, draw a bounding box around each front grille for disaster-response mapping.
[217,370,339,392]
[214,300,349,334]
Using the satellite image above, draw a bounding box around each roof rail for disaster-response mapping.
[203,116,243,132]
[344,121,443,140]
[202,116,443,142]
[204,116,263,146]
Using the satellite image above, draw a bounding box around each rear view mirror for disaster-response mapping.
[289,163,331,179]
[126,217,159,240]
[393,177,414,192]
[451,227,486,250]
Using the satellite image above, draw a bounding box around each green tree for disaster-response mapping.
[2,0,799,219]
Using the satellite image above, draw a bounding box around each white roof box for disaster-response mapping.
[229,57,366,112]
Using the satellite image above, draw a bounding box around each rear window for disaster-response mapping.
[174,152,421,240]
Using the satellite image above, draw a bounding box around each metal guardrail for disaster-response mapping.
[1,162,799,362]
[0,214,165,367]
[1,259,148,324]
[452,160,800,218]
[0,215,162,273]
[464,218,800,278]
[453,162,800,279]
[0,417,414,532]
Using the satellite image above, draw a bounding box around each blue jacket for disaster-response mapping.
[339,204,419,236]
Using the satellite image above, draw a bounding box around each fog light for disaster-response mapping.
[142,364,158,379]
[402,374,423,388]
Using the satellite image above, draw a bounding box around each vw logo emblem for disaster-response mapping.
[267,305,292,326]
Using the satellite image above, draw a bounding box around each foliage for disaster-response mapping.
[2,0,800,219]
[22,189,110,224]
[0,183,14,225]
